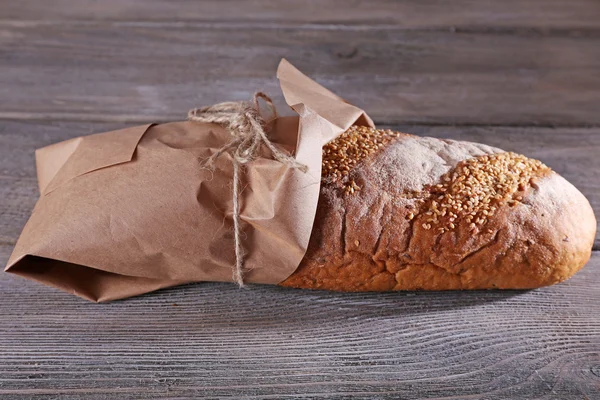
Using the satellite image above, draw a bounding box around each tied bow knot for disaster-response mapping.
[188,92,307,286]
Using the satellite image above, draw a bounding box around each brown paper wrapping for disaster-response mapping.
[5,59,374,302]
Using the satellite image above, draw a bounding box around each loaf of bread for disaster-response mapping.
[280,126,596,291]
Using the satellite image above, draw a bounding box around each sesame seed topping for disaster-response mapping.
[418,152,550,232]
[322,125,400,192]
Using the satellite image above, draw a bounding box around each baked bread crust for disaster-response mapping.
[280,129,596,291]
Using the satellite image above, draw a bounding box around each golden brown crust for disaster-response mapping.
[280,130,596,291]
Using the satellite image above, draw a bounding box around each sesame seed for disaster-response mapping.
[322,125,401,193]
[418,152,550,232]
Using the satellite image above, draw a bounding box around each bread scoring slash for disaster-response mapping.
[281,126,596,291]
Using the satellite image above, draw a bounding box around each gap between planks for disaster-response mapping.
[1,19,600,37]
[2,112,600,129]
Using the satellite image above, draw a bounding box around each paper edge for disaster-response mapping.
[43,123,155,195]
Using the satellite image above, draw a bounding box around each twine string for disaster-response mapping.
[188,92,307,286]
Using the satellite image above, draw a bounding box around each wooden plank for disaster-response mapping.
[0,242,598,399]
[1,120,598,249]
[2,0,600,29]
[1,24,599,126]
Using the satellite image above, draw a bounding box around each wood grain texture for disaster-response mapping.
[0,244,598,399]
[2,0,600,29]
[1,23,599,126]
[1,1,599,398]
[1,120,597,249]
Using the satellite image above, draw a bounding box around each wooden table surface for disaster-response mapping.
[1,1,599,399]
